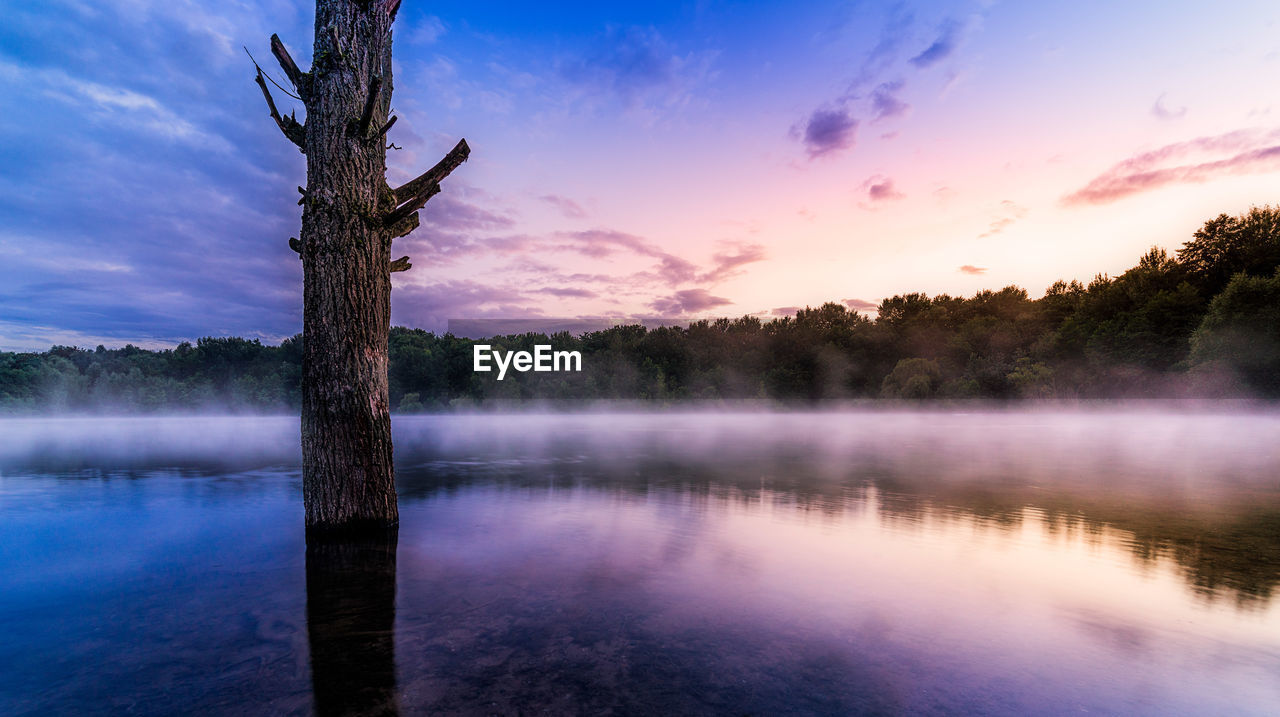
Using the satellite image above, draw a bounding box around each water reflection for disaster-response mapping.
[306,529,399,717]
[2,411,1280,714]
[396,454,1280,608]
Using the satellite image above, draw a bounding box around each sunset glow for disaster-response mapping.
[2,0,1279,348]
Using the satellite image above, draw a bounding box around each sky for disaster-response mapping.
[1,0,1279,350]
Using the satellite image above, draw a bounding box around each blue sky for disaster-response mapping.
[2,0,1279,349]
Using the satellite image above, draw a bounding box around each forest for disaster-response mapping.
[2,205,1279,413]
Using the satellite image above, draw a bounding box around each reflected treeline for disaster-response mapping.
[4,412,1277,607]
[306,529,400,717]
[396,449,1280,608]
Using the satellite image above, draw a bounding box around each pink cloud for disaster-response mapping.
[1064,128,1280,206]
[843,298,878,311]
[978,200,1028,238]
[539,194,587,219]
[860,175,904,202]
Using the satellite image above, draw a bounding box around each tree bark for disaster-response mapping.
[254,0,467,533]
[300,0,397,532]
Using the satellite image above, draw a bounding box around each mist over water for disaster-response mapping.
[2,408,1279,714]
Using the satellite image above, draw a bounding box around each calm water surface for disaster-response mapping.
[1,410,1279,715]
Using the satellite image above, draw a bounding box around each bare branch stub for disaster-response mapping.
[389,256,411,273]
[254,68,306,150]
[289,237,303,255]
[357,76,382,138]
[374,115,397,141]
[383,181,440,228]
[384,0,402,20]
[270,33,310,100]
[392,138,470,204]
[388,210,419,239]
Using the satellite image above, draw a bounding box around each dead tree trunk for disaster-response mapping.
[253,0,469,533]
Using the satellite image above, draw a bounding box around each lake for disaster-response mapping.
[2,409,1279,715]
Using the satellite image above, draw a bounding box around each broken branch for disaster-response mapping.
[254,68,305,149]
[390,256,411,273]
[392,138,470,204]
[270,34,310,100]
[383,181,439,228]
[388,210,419,239]
[373,115,397,141]
[357,77,382,138]
[289,237,303,255]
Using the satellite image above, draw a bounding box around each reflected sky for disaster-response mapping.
[1,410,1279,714]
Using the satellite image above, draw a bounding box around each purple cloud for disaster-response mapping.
[649,288,732,314]
[556,228,654,258]
[533,287,597,298]
[861,175,904,202]
[801,108,858,158]
[700,243,767,283]
[655,254,699,285]
[392,279,549,331]
[871,80,910,122]
[555,229,714,287]
[420,193,518,232]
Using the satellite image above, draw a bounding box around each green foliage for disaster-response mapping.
[3,205,1279,411]
[881,358,942,399]
[1189,270,1280,396]
[0,338,299,413]
[1006,358,1055,398]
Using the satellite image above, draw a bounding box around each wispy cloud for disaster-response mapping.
[4,61,231,151]
[793,7,983,158]
[533,286,597,298]
[959,264,987,275]
[910,19,963,68]
[843,298,879,311]
[700,243,767,283]
[392,279,548,330]
[978,200,1028,237]
[870,80,911,122]
[650,288,732,314]
[1151,93,1186,121]
[539,194,588,219]
[1063,128,1280,205]
[407,15,447,45]
[559,26,717,114]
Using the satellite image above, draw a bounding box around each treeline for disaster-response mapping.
[2,206,1279,412]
